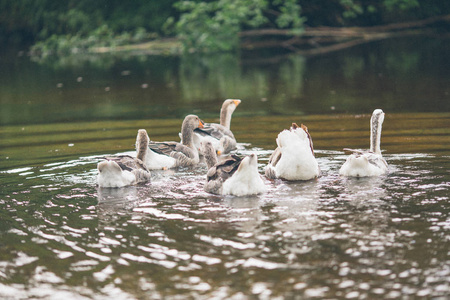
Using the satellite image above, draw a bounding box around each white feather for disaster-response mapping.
[97,161,137,188]
[266,126,319,181]
[339,153,387,177]
[144,150,176,170]
[222,155,266,196]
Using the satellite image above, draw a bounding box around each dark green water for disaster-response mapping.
[0,37,449,299]
[1,37,449,126]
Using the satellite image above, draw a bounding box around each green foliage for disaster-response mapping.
[31,25,156,57]
[0,0,177,45]
[339,0,419,19]
[274,0,305,29]
[174,0,268,52]
[339,0,364,19]
[173,0,306,52]
[383,0,419,11]
[171,0,446,52]
[0,0,448,53]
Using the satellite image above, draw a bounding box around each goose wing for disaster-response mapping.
[100,155,148,172]
[210,123,235,138]
[267,147,282,167]
[195,123,235,140]
[265,147,281,179]
[195,126,223,140]
[149,141,176,156]
[207,154,242,181]
[149,141,196,160]
[300,124,315,157]
[365,152,388,169]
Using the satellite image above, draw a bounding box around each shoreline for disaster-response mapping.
[89,38,182,55]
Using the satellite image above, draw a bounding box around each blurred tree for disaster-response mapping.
[172,0,449,52]
[0,0,448,53]
[0,0,177,45]
[171,0,305,52]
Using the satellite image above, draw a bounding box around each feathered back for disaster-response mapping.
[98,160,122,173]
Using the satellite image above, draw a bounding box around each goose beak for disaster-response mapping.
[233,99,241,106]
[198,119,205,129]
[216,150,222,156]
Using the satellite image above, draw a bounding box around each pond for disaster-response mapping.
[0,36,449,299]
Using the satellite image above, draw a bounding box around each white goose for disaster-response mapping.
[97,129,151,188]
[193,99,241,154]
[265,123,320,181]
[339,109,388,177]
[201,141,266,196]
[145,115,204,169]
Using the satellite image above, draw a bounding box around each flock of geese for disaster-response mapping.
[97,99,388,196]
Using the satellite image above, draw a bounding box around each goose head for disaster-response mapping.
[181,115,205,147]
[222,99,241,110]
[220,99,241,128]
[183,114,204,130]
[371,109,385,128]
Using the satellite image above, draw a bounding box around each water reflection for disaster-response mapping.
[339,176,387,203]
[179,53,307,116]
[96,186,142,227]
[2,37,449,126]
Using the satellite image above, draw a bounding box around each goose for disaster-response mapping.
[339,109,388,177]
[145,114,204,169]
[201,141,266,196]
[97,129,151,188]
[265,123,320,181]
[193,99,241,154]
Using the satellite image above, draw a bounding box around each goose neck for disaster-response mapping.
[370,114,383,155]
[204,147,218,169]
[136,131,149,161]
[181,124,194,148]
[220,107,232,129]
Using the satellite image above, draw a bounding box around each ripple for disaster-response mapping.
[2,167,33,174]
[198,235,256,250]
[120,253,177,269]
[133,207,185,219]
[1,137,449,299]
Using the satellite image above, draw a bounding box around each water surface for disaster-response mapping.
[1,37,449,126]
[0,36,449,299]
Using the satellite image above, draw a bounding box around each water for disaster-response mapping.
[1,37,449,126]
[1,36,449,299]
